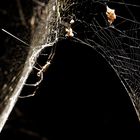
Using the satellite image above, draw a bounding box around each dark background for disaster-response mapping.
[0,0,140,139]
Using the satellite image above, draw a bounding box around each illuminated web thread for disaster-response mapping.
[59,0,140,120]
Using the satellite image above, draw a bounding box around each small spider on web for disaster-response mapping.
[106,5,116,25]
[65,19,75,37]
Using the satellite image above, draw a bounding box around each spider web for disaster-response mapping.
[0,0,140,132]
[59,0,140,120]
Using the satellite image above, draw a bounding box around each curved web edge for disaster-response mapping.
[58,0,140,121]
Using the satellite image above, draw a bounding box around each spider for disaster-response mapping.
[65,19,74,37]
[106,6,116,25]
[65,27,74,37]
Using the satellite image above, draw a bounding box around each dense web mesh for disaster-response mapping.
[58,0,140,120]
[0,0,140,131]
